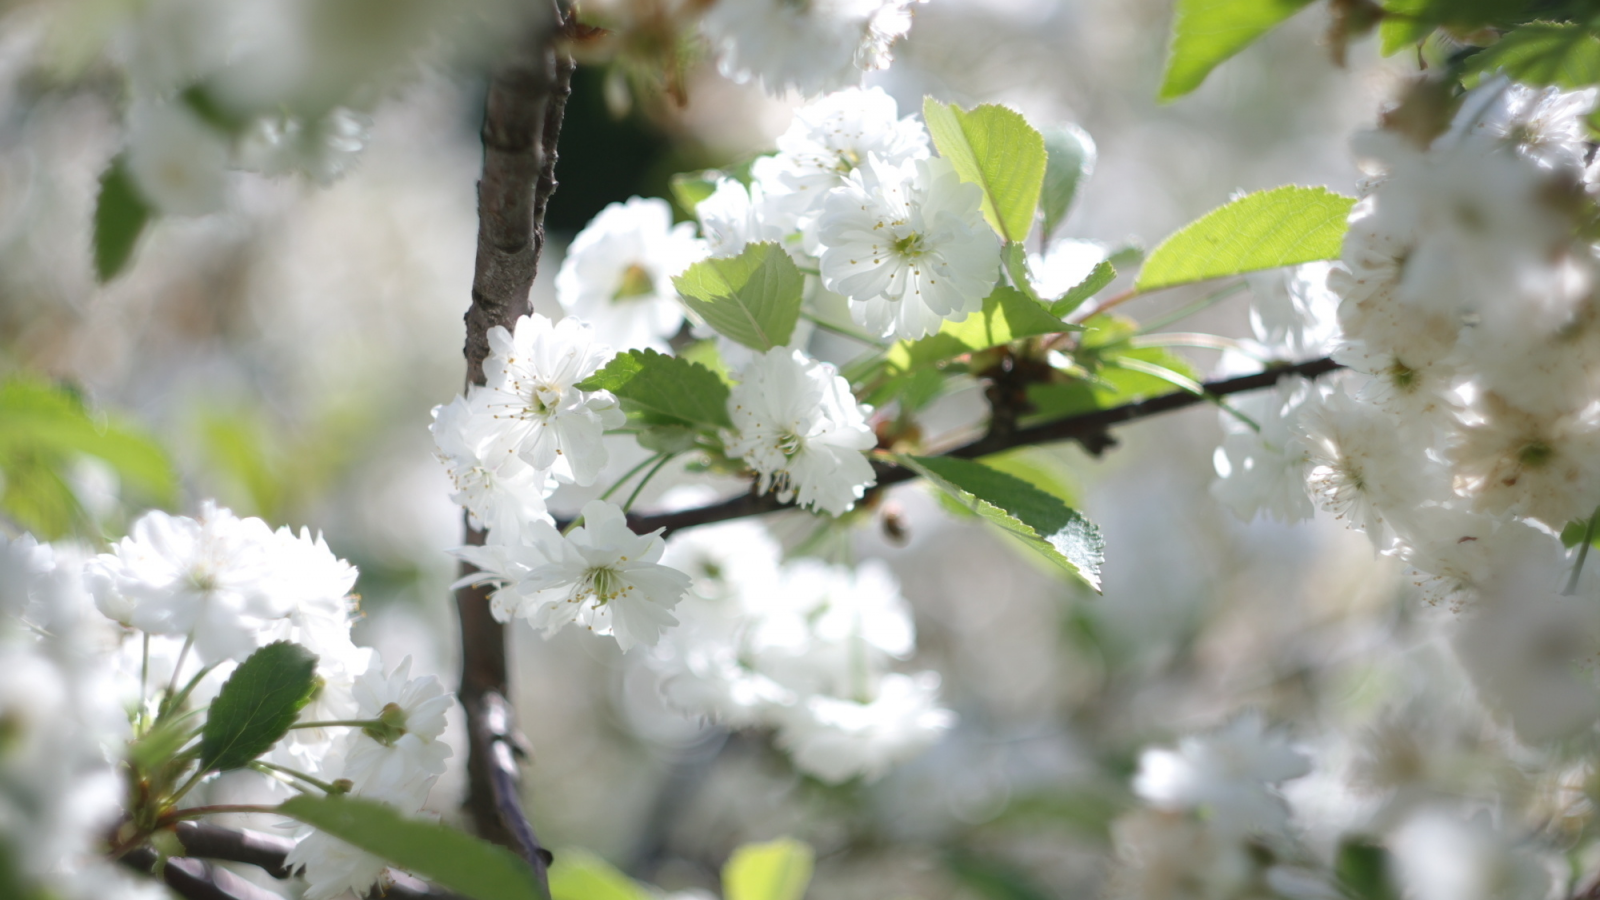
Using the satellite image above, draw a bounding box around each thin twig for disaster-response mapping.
[617,356,1342,538]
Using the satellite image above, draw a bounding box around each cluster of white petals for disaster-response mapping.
[701,0,922,97]
[644,525,953,783]
[1110,715,1319,899]
[555,197,707,351]
[725,347,878,515]
[285,657,453,900]
[1209,76,1600,753]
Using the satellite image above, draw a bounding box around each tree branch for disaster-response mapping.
[455,2,575,894]
[622,356,1342,537]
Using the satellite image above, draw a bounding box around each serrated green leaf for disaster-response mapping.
[549,850,649,900]
[675,243,804,351]
[723,838,814,900]
[1158,0,1317,101]
[923,99,1047,243]
[0,375,179,509]
[901,454,1105,591]
[679,339,734,385]
[1136,185,1354,293]
[1003,242,1040,301]
[887,286,1072,373]
[980,448,1078,507]
[279,795,543,900]
[1040,125,1095,245]
[1049,260,1116,317]
[577,349,732,429]
[199,641,319,772]
[93,156,152,283]
[1378,15,1433,56]
[1464,22,1600,88]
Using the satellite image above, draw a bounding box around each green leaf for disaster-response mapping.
[1158,0,1317,101]
[679,338,734,385]
[944,851,1054,900]
[1049,260,1116,317]
[922,99,1048,243]
[900,454,1105,591]
[1003,242,1040,301]
[674,242,804,351]
[1463,22,1600,88]
[887,286,1072,373]
[1039,125,1095,245]
[1334,838,1401,900]
[93,156,152,282]
[0,375,179,508]
[723,838,814,900]
[670,171,719,216]
[199,641,319,772]
[577,349,732,430]
[278,795,543,900]
[979,447,1078,508]
[549,850,650,900]
[1136,185,1354,293]
[1378,15,1433,56]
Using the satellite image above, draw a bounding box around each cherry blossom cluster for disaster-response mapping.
[1212,77,1600,744]
[0,505,453,900]
[644,519,954,783]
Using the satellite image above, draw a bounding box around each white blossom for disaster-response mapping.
[1448,75,1597,171]
[471,313,625,486]
[818,154,999,339]
[460,500,690,651]
[774,671,954,783]
[1211,376,1315,523]
[86,502,291,664]
[725,347,877,516]
[554,197,706,352]
[1133,713,1310,839]
[430,394,554,536]
[701,0,920,97]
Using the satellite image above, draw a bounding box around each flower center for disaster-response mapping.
[580,566,625,606]
[612,263,655,301]
[526,380,564,417]
[892,233,926,259]
[1518,439,1554,469]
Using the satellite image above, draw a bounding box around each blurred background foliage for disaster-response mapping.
[0,0,1425,896]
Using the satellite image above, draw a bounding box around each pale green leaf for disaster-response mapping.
[577,349,732,430]
[670,171,719,215]
[1040,125,1095,244]
[1135,185,1354,293]
[723,839,814,900]
[279,796,543,900]
[900,454,1105,591]
[199,641,319,772]
[1049,260,1116,317]
[0,375,179,506]
[1159,0,1317,101]
[549,850,650,900]
[886,286,1072,372]
[93,156,152,282]
[674,242,804,351]
[922,99,1047,243]
[1463,22,1600,88]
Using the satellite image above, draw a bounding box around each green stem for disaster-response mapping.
[800,311,888,349]
[167,767,208,807]
[288,719,383,730]
[1121,333,1263,358]
[623,453,678,513]
[597,453,666,504]
[162,662,220,722]
[163,633,194,708]
[1564,508,1600,596]
[250,760,340,795]
[1134,282,1247,334]
[159,804,279,825]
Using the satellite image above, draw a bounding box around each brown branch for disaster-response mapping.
[123,825,469,900]
[622,356,1343,537]
[454,2,575,896]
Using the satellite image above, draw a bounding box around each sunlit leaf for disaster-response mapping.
[887,286,1073,373]
[901,454,1105,591]
[1136,185,1354,292]
[578,349,732,429]
[1040,125,1095,245]
[1464,21,1600,88]
[674,243,804,351]
[723,838,814,900]
[549,850,649,900]
[1158,0,1317,101]
[923,99,1047,242]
